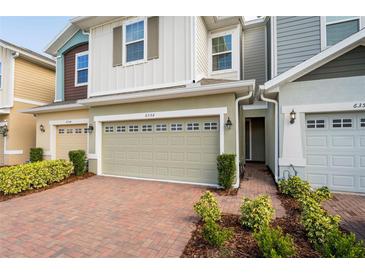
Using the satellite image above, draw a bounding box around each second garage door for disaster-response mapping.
[305,112,365,193]
[102,116,220,184]
[56,124,88,160]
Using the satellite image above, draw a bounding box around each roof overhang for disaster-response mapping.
[44,23,80,56]
[262,28,365,93]
[19,103,87,114]
[242,16,268,30]
[70,16,123,30]
[203,16,244,31]
[78,80,256,107]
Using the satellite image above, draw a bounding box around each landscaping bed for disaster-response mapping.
[0,172,94,202]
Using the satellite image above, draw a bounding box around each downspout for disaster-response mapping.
[260,86,278,181]
[234,90,253,188]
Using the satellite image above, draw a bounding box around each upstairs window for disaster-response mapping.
[0,61,2,89]
[124,19,146,64]
[212,34,232,71]
[325,17,360,47]
[75,51,88,86]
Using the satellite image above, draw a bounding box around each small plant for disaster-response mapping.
[318,229,365,258]
[278,176,312,199]
[312,186,332,203]
[240,195,274,230]
[217,154,236,189]
[68,150,87,176]
[254,226,296,258]
[202,218,233,247]
[194,191,221,222]
[30,148,43,162]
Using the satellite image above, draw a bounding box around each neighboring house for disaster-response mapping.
[23,16,365,194]
[0,39,55,165]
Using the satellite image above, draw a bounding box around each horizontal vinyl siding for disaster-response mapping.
[196,16,208,78]
[14,57,55,103]
[296,46,365,81]
[276,16,321,75]
[243,26,266,85]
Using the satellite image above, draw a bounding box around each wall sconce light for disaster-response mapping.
[225,117,233,129]
[40,124,45,132]
[87,125,94,134]
[290,109,296,124]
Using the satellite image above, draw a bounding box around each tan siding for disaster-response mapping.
[196,16,208,78]
[14,57,55,103]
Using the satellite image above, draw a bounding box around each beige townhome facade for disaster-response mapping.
[0,39,55,165]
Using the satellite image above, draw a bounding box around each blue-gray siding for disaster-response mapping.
[244,26,266,85]
[277,16,321,75]
[296,46,365,81]
[266,18,272,80]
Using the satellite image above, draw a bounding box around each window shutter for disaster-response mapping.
[147,17,159,60]
[113,26,123,66]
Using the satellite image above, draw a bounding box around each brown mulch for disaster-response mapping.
[0,172,95,202]
[213,188,239,196]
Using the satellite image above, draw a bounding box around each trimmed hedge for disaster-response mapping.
[217,154,236,189]
[30,148,43,162]
[202,218,233,247]
[240,195,274,231]
[68,150,87,176]
[0,160,73,194]
[194,191,221,222]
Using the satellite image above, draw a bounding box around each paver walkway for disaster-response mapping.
[0,163,283,257]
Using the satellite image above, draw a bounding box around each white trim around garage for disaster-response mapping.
[93,107,228,176]
[282,101,365,114]
[4,150,23,155]
[49,118,89,160]
[14,97,48,106]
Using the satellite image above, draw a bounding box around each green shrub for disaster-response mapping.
[194,191,221,222]
[0,160,73,194]
[202,218,233,247]
[30,148,43,162]
[312,186,332,203]
[278,176,312,199]
[217,154,236,189]
[318,229,365,258]
[240,195,274,231]
[68,150,87,176]
[254,226,296,258]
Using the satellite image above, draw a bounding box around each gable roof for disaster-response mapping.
[262,28,365,92]
[44,23,80,56]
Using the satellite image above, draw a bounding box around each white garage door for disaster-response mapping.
[305,112,365,193]
[102,116,220,185]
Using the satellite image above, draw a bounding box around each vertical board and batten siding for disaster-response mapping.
[63,43,89,101]
[14,58,55,103]
[196,16,208,79]
[0,46,13,108]
[276,16,321,75]
[266,18,272,80]
[296,46,365,81]
[243,26,266,85]
[90,17,193,96]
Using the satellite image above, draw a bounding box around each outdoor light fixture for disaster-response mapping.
[87,125,94,133]
[40,124,45,132]
[225,117,233,129]
[290,109,296,124]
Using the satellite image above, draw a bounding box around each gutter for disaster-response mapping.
[234,90,253,188]
[260,85,279,182]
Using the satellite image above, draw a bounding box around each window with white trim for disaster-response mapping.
[170,123,183,131]
[129,125,139,132]
[84,128,89,134]
[204,122,218,131]
[75,128,82,134]
[66,128,73,134]
[325,17,360,47]
[105,126,114,133]
[142,124,153,132]
[155,124,167,132]
[0,61,2,89]
[360,118,365,128]
[187,123,200,131]
[332,118,353,128]
[116,125,126,133]
[58,128,65,134]
[211,34,232,71]
[306,119,326,129]
[75,51,88,86]
[124,19,146,64]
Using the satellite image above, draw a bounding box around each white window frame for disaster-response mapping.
[142,124,153,132]
[204,122,219,131]
[75,128,82,134]
[306,119,327,129]
[123,17,147,66]
[75,51,89,87]
[186,122,200,131]
[331,118,353,129]
[360,118,365,128]
[155,124,167,132]
[170,123,183,132]
[320,16,362,50]
[104,126,114,133]
[58,128,65,134]
[128,125,139,132]
[116,125,126,133]
[0,60,2,90]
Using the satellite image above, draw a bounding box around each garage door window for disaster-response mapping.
[360,118,365,128]
[84,128,89,133]
[75,128,82,134]
[171,123,183,131]
[155,124,167,132]
[187,122,200,131]
[306,119,326,129]
[116,126,126,133]
[105,126,114,133]
[129,125,139,132]
[142,124,153,132]
[67,129,73,134]
[204,122,218,131]
[332,118,353,128]
[58,128,65,134]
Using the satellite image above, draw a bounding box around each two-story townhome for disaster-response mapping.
[0,39,55,165]
[23,16,273,187]
[261,16,365,193]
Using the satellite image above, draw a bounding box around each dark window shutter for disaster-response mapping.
[147,17,159,60]
[113,26,123,66]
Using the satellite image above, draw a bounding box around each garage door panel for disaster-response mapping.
[306,136,327,147]
[360,136,365,146]
[360,156,365,167]
[307,173,328,187]
[332,136,354,147]
[331,155,354,167]
[332,175,354,188]
[307,154,328,167]
[56,124,87,160]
